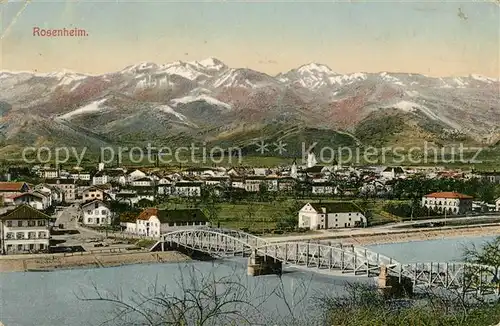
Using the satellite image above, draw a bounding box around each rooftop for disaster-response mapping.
[0,204,51,220]
[307,202,362,214]
[0,182,29,192]
[137,208,208,223]
[424,192,473,199]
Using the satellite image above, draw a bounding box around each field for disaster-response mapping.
[159,198,406,233]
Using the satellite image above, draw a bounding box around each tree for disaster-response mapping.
[75,239,500,326]
[463,236,500,273]
[77,263,313,326]
[257,182,269,202]
[119,211,139,223]
[199,186,221,227]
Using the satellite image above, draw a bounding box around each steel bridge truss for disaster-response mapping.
[157,228,397,275]
[388,262,500,295]
[154,228,499,294]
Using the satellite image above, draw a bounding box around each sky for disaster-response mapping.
[1,0,499,77]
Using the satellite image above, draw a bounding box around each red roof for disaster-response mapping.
[424,192,473,199]
[0,182,28,192]
[137,208,158,220]
[12,192,44,200]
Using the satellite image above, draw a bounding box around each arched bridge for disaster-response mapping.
[151,228,499,295]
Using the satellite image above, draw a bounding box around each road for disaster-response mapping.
[52,204,134,250]
[263,214,500,243]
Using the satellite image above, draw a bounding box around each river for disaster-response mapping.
[0,236,495,326]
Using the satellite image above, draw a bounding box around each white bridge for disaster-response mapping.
[151,228,500,295]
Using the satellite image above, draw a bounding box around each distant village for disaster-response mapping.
[0,152,499,255]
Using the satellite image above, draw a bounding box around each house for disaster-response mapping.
[92,168,127,186]
[421,192,473,215]
[304,165,326,176]
[278,177,296,192]
[113,191,140,206]
[122,208,209,238]
[245,177,266,192]
[298,202,367,230]
[156,179,173,196]
[381,167,405,180]
[131,177,155,187]
[227,168,240,177]
[230,177,245,189]
[70,171,91,181]
[476,171,500,184]
[13,192,51,210]
[253,168,269,176]
[92,170,109,186]
[496,198,500,212]
[204,176,229,187]
[0,182,30,200]
[0,205,50,254]
[311,182,334,195]
[128,169,147,182]
[264,177,280,192]
[46,178,77,202]
[35,184,63,204]
[81,186,105,202]
[182,167,215,177]
[173,181,202,197]
[40,168,59,179]
[80,199,112,226]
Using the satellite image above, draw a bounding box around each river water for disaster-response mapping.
[0,236,495,326]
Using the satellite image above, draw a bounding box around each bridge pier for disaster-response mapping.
[247,250,282,276]
[377,264,413,298]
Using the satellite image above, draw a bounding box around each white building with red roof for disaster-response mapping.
[0,182,31,206]
[421,192,473,215]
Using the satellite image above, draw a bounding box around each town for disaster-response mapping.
[0,151,499,256]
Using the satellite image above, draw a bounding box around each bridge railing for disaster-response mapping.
[157,228,499,295]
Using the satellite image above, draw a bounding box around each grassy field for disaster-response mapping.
[158,198,406,233]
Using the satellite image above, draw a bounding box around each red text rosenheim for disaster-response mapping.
[33,27,88,37]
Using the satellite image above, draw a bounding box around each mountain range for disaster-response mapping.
[1,57,499,159]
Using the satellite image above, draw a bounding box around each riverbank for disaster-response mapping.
[0,251,191,273]
[336,224,500,246]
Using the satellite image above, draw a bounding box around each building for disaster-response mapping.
[381,167,406,180]
[80,199,112,226]
[311,182,334,195]
[421,192,473,215]
[122,208,209,238]
[278,177,295,192]
[245,177,265,192]
[92,171,109,186]
[46,178,77,202]
[307,151,318,168]
[40,168,59,179]
[476,171,500,184]
[70,171,91,181]
[128,169,147,182]
[12,192,51,210]
[173,182,202,197]
[81,186,105,202]
[34,184,63,204]
[496,198,500,212]
[298,202,367,230]
[0,205,50,254]
[131,177,155,187]
[0,182,30,204]
[113,191,140,206]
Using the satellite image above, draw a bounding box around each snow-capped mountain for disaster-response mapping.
[0,57,499,152]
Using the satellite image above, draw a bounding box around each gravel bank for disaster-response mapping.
[0,251,191,272]
[339,225,500,246]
